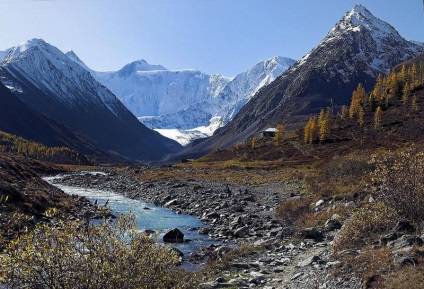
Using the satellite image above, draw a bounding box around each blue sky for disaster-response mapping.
[0,0,423,76]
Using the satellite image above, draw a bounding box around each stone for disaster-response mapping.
[232,263,250,269]
[199,281,233,288]
[392,253,416,266]
[299,228,323,240]
[248,272,265,285]
[198,227,212,235]
[291,272,303,280]
[324,218,342,231]
[297,255,321,267]
[316,199,325,207]
[164,199,178,207]
[387,235,423,250]
[344,201,355,209]
[234,226,249,238]
[207,212,220,219]
[337,249,359,257]
[393,220,415,234]
[163,228,184,243]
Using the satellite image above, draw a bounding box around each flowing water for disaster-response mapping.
[44,173,219,263]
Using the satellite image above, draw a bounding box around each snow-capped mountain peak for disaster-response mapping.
[65,50,91,71]
[6,38,49,59]
[0,38,181,160]
[117,59,167,77]
[327,4,399,41]
[1,38,123,116]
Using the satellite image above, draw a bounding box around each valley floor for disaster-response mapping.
[51,166,361,289]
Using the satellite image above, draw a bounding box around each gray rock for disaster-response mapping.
[232,263,250,269]
[164,199,178,207]
[316,199,325,207]
[291,272,303,280]
[207,212,220,219]
[392,253,416,266]
[199,281,233,288]
[234,226,249,238]
[324,219,342,231]
[198,227,212,235]
[298,255,321,267]
[387,235,423,250]
[163,228,184,243]
[299,228,323,240]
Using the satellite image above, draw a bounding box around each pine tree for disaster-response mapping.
[251,137,257,149]
[304,117,317,144]
[373,74,384,102]
[374,106,382,129]
[411,63,418,88]
[388,70,400,98]
[309,118,316,144]
[340,105,348,119]
[358,107,365,126]
[400,65,407,83]
[304,119,312,144]
[274,124,285,146]
[412,94,419,111]
[402,81,410,105]
[317,108,331,142]
[420,62,424,86]
[349,83,366,118]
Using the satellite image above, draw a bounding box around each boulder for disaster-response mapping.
[297,255,321,267]
[315,199,325,207]
[233,226,249,238]
[387,235,423,250]
[299,228,323,240]
[392,253,416,266]
[198,227,211,235]
[163,228,184,243]
[324,218,342,231]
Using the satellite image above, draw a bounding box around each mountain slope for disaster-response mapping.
[0,39,181,161]
[179,4,424,158]
[0,81,102,155]
[139,56,296,130]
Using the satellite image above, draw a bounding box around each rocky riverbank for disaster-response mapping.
[49,167,361,289]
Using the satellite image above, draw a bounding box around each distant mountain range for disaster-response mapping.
[0,39,181,161]
[66,52,295,145]
[0,4,422,162]
[176,4,424,159]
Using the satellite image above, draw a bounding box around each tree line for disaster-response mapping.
[0,130,90,164]
[303,61,424,144]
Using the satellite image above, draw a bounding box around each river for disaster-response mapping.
[43,172,219,264]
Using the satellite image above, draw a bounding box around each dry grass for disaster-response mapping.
[136,164,309,186]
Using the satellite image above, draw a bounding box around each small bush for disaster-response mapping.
[323,153,373,180]
[305,153,372,198]
[369,146,424,232]
[334,202,398,252]
[383,265,424,289]
[276,197,312,228]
